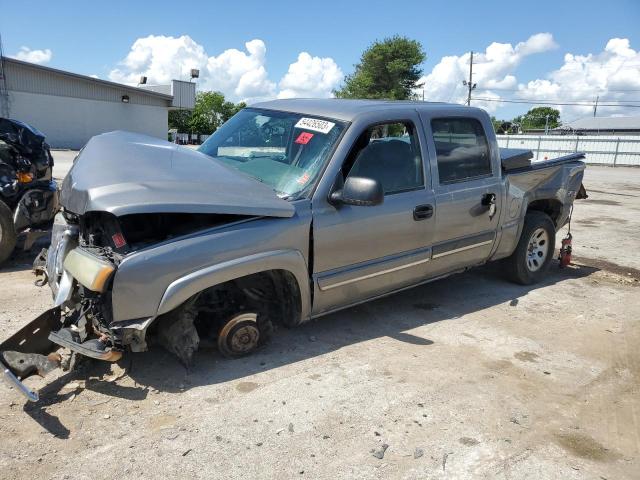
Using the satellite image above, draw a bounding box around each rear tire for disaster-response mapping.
[0,201,17,265]
[504,211,556,285]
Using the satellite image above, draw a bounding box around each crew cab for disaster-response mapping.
[1,99,586,401]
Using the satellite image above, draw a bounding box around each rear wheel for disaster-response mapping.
[505,211,556,285]
[0,201,17,265]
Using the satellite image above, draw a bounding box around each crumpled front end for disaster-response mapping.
[1,202,259,401]
[1,211,125,401]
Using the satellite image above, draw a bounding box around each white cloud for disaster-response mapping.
[109,35,342,103]
[204,39,275,100]
[277,52,343,99]
[109,35,208,85]
[13,46,52,65]
[418,33,558,112]
[516,38,640,117]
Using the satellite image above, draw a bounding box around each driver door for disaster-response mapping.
[311,116,436,315]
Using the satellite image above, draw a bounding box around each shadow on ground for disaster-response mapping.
[22,260,600,437]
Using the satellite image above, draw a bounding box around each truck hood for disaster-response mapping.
[60,131,295,218]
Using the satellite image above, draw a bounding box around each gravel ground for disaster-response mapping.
[0,166,638,480]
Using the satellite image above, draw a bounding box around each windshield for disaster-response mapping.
[198,108,345,199]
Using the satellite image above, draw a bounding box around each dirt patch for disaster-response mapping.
[459,437,480,446]
[576,219,597,226]
[586,199,621,206]
[574,256,640,282]
[484,359,514,372]
[597,216,628,224]
[150,414,178,431]
[554,433,620,462]
[514,351,539,363]
[587,188,638,198]
[236,381,259,393]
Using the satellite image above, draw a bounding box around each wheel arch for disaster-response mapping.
[526,198,564,228]
[155,249,311,325]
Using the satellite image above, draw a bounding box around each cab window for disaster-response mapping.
[431,118,492,184]
[343,122,424,195]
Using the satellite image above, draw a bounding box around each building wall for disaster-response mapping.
[8,90,168,149]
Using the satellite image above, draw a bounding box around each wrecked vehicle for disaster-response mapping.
[1,100,587,401]
[0,118,58,264]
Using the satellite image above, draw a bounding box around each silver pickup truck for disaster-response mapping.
[1,99,587,401]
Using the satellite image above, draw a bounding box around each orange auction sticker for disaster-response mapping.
[295,132,314,144]
[297,172,311,184]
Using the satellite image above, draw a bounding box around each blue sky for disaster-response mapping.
[2,0,639,120]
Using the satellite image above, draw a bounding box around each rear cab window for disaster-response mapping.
[431,118,492,184]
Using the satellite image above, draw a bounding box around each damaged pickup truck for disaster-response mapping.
[0,118,58,264]
[1,100,587,401]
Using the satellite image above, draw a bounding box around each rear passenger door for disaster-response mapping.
[420,114,502,274]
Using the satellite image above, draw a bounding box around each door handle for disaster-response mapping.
[413,204,434,221]
[481,193,497,219]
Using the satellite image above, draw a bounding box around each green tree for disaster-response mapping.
[189,91,246,134]
[169,91,246,135]
[515,107,561,131]
[334,36,426,100]
[168,109,191,132]
[491,116,517,134]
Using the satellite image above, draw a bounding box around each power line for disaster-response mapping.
[471,97,640,108]
[475,89,640,102]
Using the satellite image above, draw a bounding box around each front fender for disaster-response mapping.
[110,202,312,323]
[156,249,311,320]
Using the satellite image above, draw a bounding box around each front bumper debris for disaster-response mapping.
[0,307,62,402]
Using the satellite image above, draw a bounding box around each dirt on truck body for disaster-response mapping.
[1,99,587,402]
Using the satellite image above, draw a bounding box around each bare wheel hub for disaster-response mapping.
[526,227,549,272]
[218,313,260,358]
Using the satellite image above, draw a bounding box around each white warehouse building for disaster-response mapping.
[0,57,195,149]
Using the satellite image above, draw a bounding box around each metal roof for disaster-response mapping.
[251,98,470,121]
[560,116,640,131]
[2,57,173,101]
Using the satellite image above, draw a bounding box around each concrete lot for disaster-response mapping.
[50,149,77,181]
[0,166,638,480]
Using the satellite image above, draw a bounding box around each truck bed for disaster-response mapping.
[500,147,585,173]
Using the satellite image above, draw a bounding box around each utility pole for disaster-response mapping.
[593,95,599,117]
[544,114,550,135]
[462,51,476,106]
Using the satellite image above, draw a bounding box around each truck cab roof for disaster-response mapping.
[251,98,486,122]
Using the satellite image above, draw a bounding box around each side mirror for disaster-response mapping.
[330,176,384,207]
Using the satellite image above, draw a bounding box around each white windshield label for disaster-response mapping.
[295,117,335,134]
